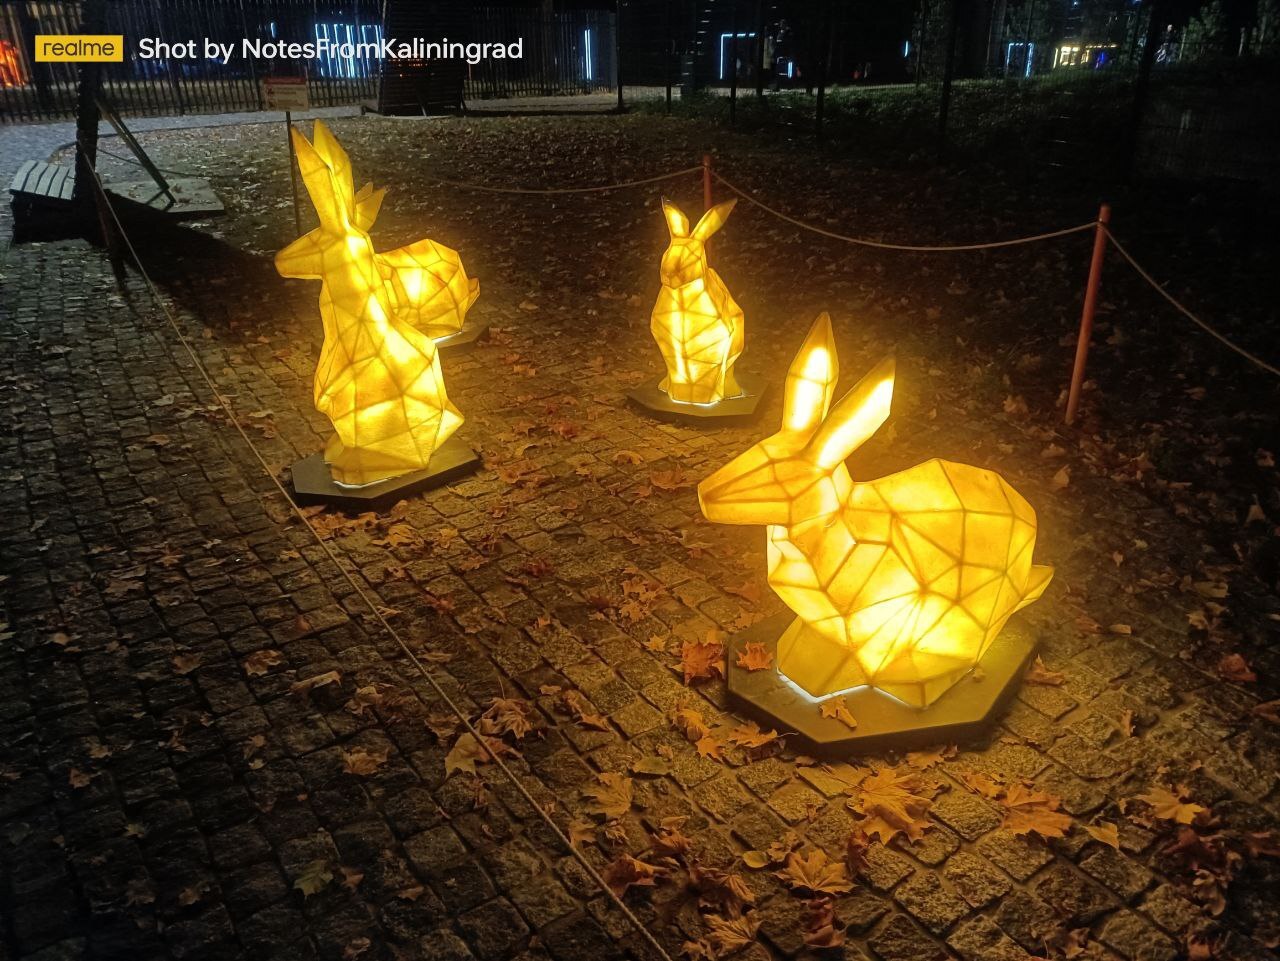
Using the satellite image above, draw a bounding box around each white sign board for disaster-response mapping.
[263,77,310,111]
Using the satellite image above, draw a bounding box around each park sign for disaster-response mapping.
[263,77,310,112]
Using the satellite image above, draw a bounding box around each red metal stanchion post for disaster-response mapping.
[702,154,713,211]
[1065,203,1111,426]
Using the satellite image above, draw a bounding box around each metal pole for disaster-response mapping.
[616,0,624,111]
[286,110,301,237]
[754,0,766,97]
[729,0,740,124]
[816,0,832,139]
[915,0,929,88]
[72,0,106,216]
[702,154,713,211]
[666,0,674,113]
[1125,0,1163,181]
[938,0,961,159]
[1065,204,1112,425]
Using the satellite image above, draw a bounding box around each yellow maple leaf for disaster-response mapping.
[1024,655,1065,686]
[673,706,712,742]
[1084,820,1121,850]
[444,733,486,778]
[819,696,858,730]
[1001,783,1073,839]
[774,848,852,896]
[735,641,774,672]
[341,747,389,777]
[681,635,725,685]
[584,772,634,820]
[601,854,661,896]
[1137,785,1207,825]
[848,765,935,843]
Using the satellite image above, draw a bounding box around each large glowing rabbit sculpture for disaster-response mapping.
[698,314,1053,708]
[650,199,745,405]
[276,121,462,487]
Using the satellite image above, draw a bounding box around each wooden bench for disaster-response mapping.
[9,159,76,208]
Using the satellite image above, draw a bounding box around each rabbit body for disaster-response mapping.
[377,238,480,339]
[276,122,462,488]
[700,314,1052,708]
[651,199,744,405]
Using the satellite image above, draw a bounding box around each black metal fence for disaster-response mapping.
[0,1,617,123]
[466,6,615,99]
[1,0,384,122]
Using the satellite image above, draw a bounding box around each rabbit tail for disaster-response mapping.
[1016,565,1054,611]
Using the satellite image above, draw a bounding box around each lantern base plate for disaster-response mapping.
[626,373,770,425]
[725,612,1037,757]
[288,436,480,512]
[433,322,490,354]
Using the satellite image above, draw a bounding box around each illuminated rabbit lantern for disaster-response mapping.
[651,199,745,405]
[276,121,463,487]
[699,314,1053,708]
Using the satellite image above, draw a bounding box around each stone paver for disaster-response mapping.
[2,112,1278,961]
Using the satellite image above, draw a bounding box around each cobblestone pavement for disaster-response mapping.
[2,113,1278,961]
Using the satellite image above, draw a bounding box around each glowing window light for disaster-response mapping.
[584,29,593,81]
[1006,41,1035,77]
[276,121,466,487]
[311,21,384,78]
[698,313,1053,708]
[650,198,745,406]
[719,31,756,80]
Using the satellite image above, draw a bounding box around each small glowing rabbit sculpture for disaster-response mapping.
[699,314,1053,708]
[276,121,463,487]
[651,198,745,405]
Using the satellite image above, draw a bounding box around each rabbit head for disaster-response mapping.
[275,120,386,281]
[698,313,895,527]
[659,198,736,288]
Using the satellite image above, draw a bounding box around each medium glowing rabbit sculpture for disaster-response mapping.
[699,314,1053,708]
[651,198,745,405]
[276,121,462,487]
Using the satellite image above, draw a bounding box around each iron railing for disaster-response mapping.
[0,1,618,122]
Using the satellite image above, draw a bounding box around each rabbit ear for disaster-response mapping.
[691,199,736,241]
[662,198,690,238]
[805,355,896,470]
[781,313,840,436]
[291,127,346,231]
[310,120,355,214]
[353,182,385,232]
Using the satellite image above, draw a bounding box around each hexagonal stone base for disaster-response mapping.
[434,322,490,355]
[289,435,480,512]
[626,372,770,425]
[726,612,1037,757]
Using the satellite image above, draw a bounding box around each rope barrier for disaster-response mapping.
[96,146,198,179]
[711,169,1098,252]
[422,164,703,195]
[1104,227,1280,379]
[82,161,676,961]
